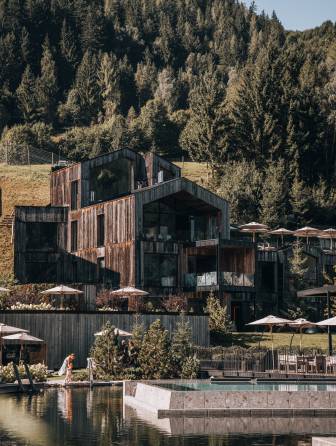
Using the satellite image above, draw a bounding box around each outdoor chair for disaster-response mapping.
[326,356,336,374]
[307,355,326,374]
[278,354,297,373]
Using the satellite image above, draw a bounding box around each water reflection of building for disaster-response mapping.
[123,402,336,437]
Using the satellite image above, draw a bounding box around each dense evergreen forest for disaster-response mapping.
[1,0,336,226]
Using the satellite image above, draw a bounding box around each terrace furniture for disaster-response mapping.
[307,355,326,374]
[326,356,336,374]
[278,354,298,373]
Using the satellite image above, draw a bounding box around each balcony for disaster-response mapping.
[184,271,255,289]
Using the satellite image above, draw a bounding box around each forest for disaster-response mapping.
[1,0,336,226]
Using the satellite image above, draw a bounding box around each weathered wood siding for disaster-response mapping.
[50,163,81,207]
[69,195,136,286]
[0,312,209,368]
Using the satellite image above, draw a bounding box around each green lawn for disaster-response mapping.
[219,332,336,351]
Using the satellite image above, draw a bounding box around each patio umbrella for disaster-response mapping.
[288,318,316,352]
[293,226,320,244]
[239,222,269,242]
[110,287,149,311]
[318,228,336,251]
[316,316,336,355]
[268,228,294,246]
[94,328,132,337]
[247,315,291,369]
[0,323,29,365]
[2,332,45,362]
[41,285,83,309]
[0,287,10,293]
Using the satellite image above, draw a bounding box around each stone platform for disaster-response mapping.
[313,439,336,446]
[123,380,336,416]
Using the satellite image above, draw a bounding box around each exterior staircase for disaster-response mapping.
[0,212,14,228]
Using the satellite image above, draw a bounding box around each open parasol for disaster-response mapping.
[2,333,44,344]
[239,222,269,242]
[318,228,336,251]
[41,285,83,309]
[110,287,149,311]
[268,228,294,245]
[0,324,29,365]
[247,315,291,368]
[94,328,132,337]
[287,318,316,352]
[293,226,320,244]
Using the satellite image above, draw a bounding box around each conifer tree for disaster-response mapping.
[16,66,37,123]
[138,320,172,379]
[180,68,230,174]
[97,52,121,118]
[260,160,287,227]
[290,168,310,226]
[289,240,308,290]
[36,38,58,124]
[59,19,78,90]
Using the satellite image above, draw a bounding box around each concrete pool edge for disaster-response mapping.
[123,381,336,416]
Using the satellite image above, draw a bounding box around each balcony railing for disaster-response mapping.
[184,271,255,288]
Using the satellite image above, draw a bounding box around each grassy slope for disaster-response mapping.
[175,161,209,185]
[0,164,51,279]
[221,332,335,351]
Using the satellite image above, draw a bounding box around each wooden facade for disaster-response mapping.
[0,312,209,368]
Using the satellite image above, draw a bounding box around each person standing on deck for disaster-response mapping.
[64,353,75,384]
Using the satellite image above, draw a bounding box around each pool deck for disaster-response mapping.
[124,380,336,417]
[313,439,336,446]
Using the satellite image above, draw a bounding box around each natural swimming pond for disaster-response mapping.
[0,387,335,446]
[154,381,336,392]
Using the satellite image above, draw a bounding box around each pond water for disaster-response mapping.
[0,387,334,446]
[155,381,336,391]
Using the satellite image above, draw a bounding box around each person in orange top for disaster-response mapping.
[65,353,75,384]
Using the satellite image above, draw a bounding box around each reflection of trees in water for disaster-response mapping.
[0,390,315,446]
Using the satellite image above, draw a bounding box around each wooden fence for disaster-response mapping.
[0,312,209,369]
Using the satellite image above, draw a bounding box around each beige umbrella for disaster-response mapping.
[239,222,268,242]
[288,318,316,352]
[94,328,132,337]
[318,228,336,251]
[293,226,320,244]
[247,315,291,368]
[0,287,10,293]
[110,287,149,311]
[268,228,294,245]
[0,323,29,365]
[2,332,45,363]
[41,285,83,309]
[316,316,336,355]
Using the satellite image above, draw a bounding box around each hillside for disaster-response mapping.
[0,164,51,280]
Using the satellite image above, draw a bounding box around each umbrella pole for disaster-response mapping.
[61,292,64,310]
[270,325,274,371]
[327,291,333,356]
[300,328,303,353]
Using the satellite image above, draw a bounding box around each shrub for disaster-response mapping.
[0,362,47,383]
[29,363,48,382]
[204,291,232,334]
[10,302,55,310]
[138,320,172,379]
[73,370,89,382]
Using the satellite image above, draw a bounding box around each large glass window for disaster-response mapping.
[89,159,131,203]
[143,201,176,241]
[144,254,177,287]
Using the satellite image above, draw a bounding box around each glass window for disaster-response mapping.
[70,180,79,210]
[26,223,57,250]
[71,220,78,252]
[97,214,105,247]
[144,254,177,287]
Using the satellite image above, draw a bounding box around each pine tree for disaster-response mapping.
[260,159,287,227]
[90,322,121,378]
[59,19,78,90]
[180,68,230,174]
[138,320,172,379]
[204,291,232,334]
[36,38,58,124]
[16,66,38,123]
[290,168,310,226]
[289,240,308,290]
[97,52,121,118]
